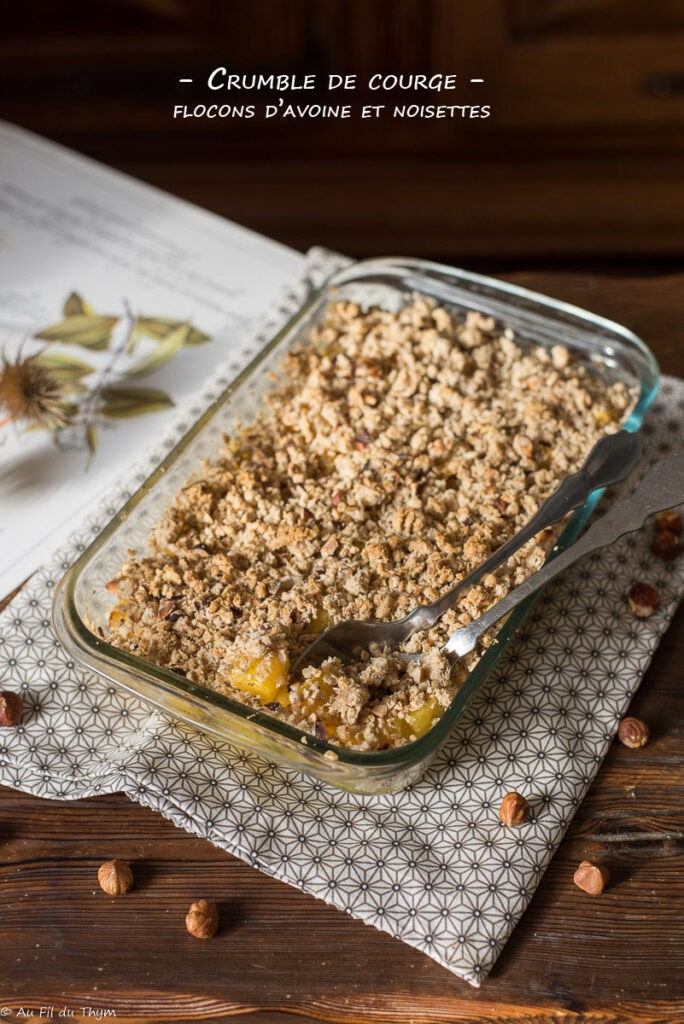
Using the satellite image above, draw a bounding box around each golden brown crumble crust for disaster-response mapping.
[106,297,630,750]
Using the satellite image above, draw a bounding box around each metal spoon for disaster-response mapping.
[441,450,683,662]
[292,429,643,674]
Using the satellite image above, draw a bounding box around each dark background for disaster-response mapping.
[3,0,684,271]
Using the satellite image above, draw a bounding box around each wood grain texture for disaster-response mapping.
[4,0,684,262]
[0,272,682,1022]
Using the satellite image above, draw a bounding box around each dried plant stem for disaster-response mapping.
[82,303,135,419]
[63,302,137,446]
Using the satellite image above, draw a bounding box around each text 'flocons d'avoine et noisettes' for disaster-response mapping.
[172,103,490,119]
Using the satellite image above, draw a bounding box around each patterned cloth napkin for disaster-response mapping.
[1,249,682,986]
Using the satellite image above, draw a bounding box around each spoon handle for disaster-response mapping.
[444,451,684,659]
[417,430,642,631]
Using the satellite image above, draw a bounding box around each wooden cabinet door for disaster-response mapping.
[433,0,684,131]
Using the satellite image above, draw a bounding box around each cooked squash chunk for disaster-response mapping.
[229,653,290,706]
[382,697,441,742]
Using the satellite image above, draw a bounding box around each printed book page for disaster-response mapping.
[0,121,303,594]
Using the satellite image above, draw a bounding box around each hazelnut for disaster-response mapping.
[573,860,610,895]
[618,716,649,748]
[0,691,23,727]
[626,582,660,618]
[157,598,177,620]
[98,859,134,895]
[499,791,530,826]
[652,528,680,562]
[655,509,682,535]
[188,546,209,560]
[185,899,219,939]
[513,434,534,459]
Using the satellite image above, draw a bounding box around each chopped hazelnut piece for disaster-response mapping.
[499,792,530,826]
[157,598,177,620]
[573,860,610,895]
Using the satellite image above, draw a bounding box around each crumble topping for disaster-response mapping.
[106,297,631,750]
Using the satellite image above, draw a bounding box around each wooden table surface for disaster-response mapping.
[0,271,682,1024]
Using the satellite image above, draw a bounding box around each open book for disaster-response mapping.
[0,122,303,594]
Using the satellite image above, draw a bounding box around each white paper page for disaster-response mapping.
[0,121,303,595]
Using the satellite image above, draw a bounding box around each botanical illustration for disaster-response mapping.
[0,292,210,459]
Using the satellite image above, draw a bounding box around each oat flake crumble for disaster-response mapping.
[106,297,631,751]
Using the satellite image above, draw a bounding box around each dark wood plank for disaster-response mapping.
[112,153,684,261]
[4,0,684,262]
[0,271,682,1022]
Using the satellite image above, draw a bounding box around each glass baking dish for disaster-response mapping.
[52,258,659,795]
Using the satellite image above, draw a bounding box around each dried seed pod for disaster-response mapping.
[185,899,219,939]
[626,582,660,618]
[498,792,530,826]
[0,351,68,429]
[573,860,610,895]
[98,859,134,895]
[652,528,680,562]
[0,691,23,727]
[618,716,649,748]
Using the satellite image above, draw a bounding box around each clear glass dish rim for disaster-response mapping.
[53,256,660,771]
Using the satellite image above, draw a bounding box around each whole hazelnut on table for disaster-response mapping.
[499,792,530,826]
[573,860,610,895]
[618,716,650,749]
[627,582,660,618]
[186,899,219,939]
[98,859,134,895]
[0,691,23,727]
[652,528,680,562]
[655,509,682,535]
